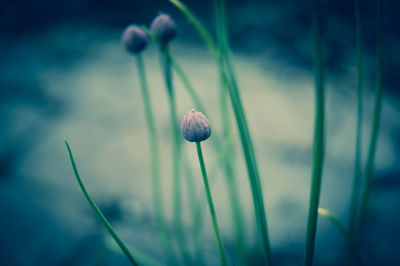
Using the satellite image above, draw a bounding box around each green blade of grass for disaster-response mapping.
[104,236,165,266]
[218,15,273,266]
[303,0,325,265]
[213,0,247,263]
[64,139,139,266]
[348,0,364,237]
[357,0,383,238]
[346,2,365,265]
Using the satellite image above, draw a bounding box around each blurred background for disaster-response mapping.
[1,0,399,265]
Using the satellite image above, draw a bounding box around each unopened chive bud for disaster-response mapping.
[122,25,149,54]
[150,13,177,45]
[181,109,211,142]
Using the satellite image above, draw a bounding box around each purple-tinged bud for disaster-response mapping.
[181,109,211,142]
[122,25,149,54]
[150,14,177,44]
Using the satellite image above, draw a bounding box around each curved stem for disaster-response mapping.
[169,0,218,58]
[135,54,177,264]
[196,142,228,266]
[104,236,165,266]
[357,0,383,238]
[64,140,138,266]
[318,208,363,266]
[303,1,325,265]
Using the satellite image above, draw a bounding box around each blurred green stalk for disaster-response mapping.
[303,0,325,265]
[169,57,206,113]
[348,0,364,236]
[346,2,364,265]
[160,45,181,235]
[223,42,272,265]
[135,54,177,264]
[357,0,383,239]
[196,142,228,266]
[159,44,193,265]
[170,0,272,263]
[64,140,138,266]
[213,0,247,263]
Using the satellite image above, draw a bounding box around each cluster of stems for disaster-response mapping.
[310,1,384,265]
[64,0,385,265]
[356,0,383,238]
[170,0,273,264]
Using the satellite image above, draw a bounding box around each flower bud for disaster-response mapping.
[181,109,211,142]
[150,13,177,45]
[122,25,149,54]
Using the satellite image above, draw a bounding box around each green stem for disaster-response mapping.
[196,142,228,266]
[64,140,138,266]
[169,0,218,57]
[318,208,363,265]
[348,0,364,247]
[159,46,181,231]
[135,55,177,265]
[303,1,325,265]
[225,49,272,265]
[159,46,193,265]
[169,56,206,113]
[214,0,247,263]
[221,35,272,264]
[104,236,165,266]
[357,0,383,238]
[192,131,236,265]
